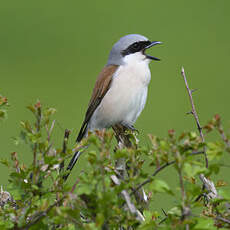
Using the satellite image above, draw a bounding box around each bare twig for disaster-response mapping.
[181,67,208,168]
[214,115,230,150]
[218,130,230,149]
[111,175,145,222]
[186,224,190,230]
[181,68,219,205]
[159,209,168,224]
[46,119,56,142]
[11,152,20,173]
[59,129,71,172]
[132,160,175,195]
[216,216,230,225]
[178,164,186,215]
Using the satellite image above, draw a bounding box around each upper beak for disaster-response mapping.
[143,41,162,61]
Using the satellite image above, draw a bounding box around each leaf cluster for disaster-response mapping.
[0,101,230,229]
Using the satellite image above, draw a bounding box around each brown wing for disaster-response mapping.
[76,64,118,142]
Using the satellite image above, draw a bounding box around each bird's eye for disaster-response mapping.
[121,41,146,56]
[133,43,140,50]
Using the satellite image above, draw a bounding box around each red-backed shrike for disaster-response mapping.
[65,34,161,179]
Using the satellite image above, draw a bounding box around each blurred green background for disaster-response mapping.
[1,0,230,209]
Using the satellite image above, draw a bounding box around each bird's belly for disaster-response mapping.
[89,64,150,130]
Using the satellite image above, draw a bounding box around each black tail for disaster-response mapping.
[63,122,89,181]
[63,150,82,181]
[76,122,88,143]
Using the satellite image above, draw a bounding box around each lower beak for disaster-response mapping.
[143,41,162,61]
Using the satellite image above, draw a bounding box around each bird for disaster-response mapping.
[64,34,161,180]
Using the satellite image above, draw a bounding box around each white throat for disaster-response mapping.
[123,52,151,65]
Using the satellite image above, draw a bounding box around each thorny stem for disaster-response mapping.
[181,67,208,168]
[181,67,226,226]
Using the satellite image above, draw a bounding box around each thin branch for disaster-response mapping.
[158,209,168,224]
[216,216,230,225]
[215,115,230,150]
[218,130,230,148]
[32,101,42,184]
[46,119,56,143]
[111,175,145,222]
[19,196,66,230]
[178,166,186,211]
[181,68,219,206]
[132,151,204,195]
[132,160,175,195]
[112,123,149,208]
[59,129,71,172]
[181,67,208,168]
[189,150,205,156]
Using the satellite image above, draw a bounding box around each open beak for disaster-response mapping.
[143,41,162,61]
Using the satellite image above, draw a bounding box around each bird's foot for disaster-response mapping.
[121,123,139,133]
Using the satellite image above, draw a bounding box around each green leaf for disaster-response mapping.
[0,220,14,229]
[114,149,129,159]
[193,218,215,230]
[32,184,39,190]
[184,163,208,177]
[0,109,7,120]
[77,184,92,195]
[149,179,174,195]
[189,131,197,140]
[44,107,56,116]
[167,206,181,216]
[206,142,224,161]
[218,188,230,200]
[27,105,36,114]
[0,158,10,167]
[208,163,220,175]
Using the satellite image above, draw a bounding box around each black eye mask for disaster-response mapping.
[121,41,152,56]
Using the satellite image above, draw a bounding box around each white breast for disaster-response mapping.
[89,52,151,130]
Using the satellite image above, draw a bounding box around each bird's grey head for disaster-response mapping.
[107,34,161,66]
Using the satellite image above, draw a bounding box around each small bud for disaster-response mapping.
[186,111,193,115]
[168,129,175,137]
[203,123,214,132]
[214,114,220,122]
[191,89,198,93]
[181,66,185,75]
[35,101,41,109]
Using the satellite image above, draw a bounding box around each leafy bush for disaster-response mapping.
[0,93,230,229]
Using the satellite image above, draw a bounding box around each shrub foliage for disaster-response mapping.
[0,95,230,229]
